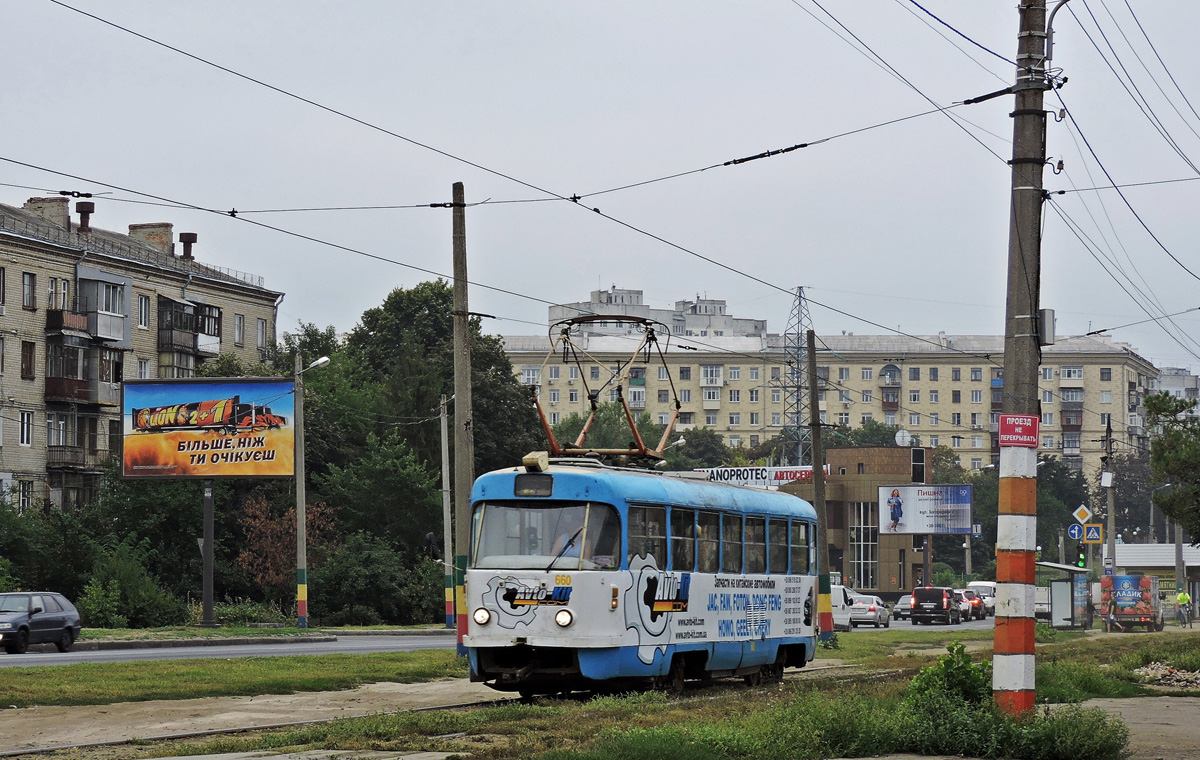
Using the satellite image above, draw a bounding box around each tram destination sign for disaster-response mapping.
[879,484,973,535]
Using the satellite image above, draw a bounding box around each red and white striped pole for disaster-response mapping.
[994,442,1038,713]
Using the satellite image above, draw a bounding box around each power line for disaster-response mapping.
[901,0,1019,68]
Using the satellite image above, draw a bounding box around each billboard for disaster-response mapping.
[695,465,829,488]
[878,484,972,534]
[122,378,295,479]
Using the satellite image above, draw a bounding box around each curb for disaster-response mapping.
[31,635,339,653]
[320,629,456,637]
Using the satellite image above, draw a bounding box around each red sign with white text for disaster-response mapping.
[998,414,1039,448]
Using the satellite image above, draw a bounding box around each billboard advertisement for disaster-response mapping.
[122,378,295,479]
[694,465,829,488]
[878,484,972,534]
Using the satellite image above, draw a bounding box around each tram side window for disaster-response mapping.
[745,516,767,574]
[670,509,696,572]
[629,506,667,568]
[698,511,720,573]
[722,514,743,573]
[768,518,788,574]
[790,521,811,574]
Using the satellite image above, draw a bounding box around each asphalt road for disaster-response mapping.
[0,634,456,667]
[848,613,996,632]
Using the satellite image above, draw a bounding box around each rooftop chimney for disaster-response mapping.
[76,201,95,233]
[179,232,197,261]
[128,222,174,255]
[23,197,70,228]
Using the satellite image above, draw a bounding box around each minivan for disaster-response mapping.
[910,586,961,625]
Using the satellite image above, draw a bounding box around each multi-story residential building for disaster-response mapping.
[1157,367,1199,416]
[0,197,281,509]
[502,331,1157,482]
[548,286,767,337]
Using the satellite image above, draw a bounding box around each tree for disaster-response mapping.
[237,494,335,604]
[550,403,667,453]
[1144,391,1200,541]
[309,532,441,625]
[828,419,902,448]
[663,427,731,469]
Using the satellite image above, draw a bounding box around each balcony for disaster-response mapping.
[1062,445,1081,456]
[46,303,89,332]
[44,376,89,402]
[47,446,112,471]
[879,377,901,388]
[881,400,900,412]
[88,310,125,342]
[89,378,121,406]
[703,397,722,411]
[159,326,197,353]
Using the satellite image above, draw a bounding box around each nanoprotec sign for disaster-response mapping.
[695,466,828,488]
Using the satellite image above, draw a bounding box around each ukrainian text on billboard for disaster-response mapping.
[121,379,295,478]
[878,485,972,534]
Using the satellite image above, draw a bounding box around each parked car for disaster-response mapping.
[911,586,962,625]
[893,594,913,620]
[829,584,855,632]
[967,580,997,614]
[0,592,81,654]
[951,590,972,621]
[850,595,890,628]
[958,588,987,620]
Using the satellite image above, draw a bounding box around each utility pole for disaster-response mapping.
[1105,417,1116,578]
[995,0,1054,716]
[451,182,475,651]
[294,352,308,629]
[806,330,832,639]
[200,479,215,627]
[440,394,454,629]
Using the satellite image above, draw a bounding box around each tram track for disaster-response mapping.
[0,663,901,758]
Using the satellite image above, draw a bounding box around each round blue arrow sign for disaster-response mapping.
[1067,523,1084,540]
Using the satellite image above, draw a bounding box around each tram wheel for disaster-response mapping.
[668,658,686,695]
[744,668,764,687]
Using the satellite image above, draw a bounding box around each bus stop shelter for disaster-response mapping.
[1036,561,1092,629]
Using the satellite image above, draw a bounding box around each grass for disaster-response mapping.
[0,649,467,708]
[77,622,450,640]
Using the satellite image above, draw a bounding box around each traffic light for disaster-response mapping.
[1075,541,1087,568]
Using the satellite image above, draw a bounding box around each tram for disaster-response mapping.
[464,455,819,696]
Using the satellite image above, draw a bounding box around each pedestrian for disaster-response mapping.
[1178,589,1193,628]
[1106,600,1124,633]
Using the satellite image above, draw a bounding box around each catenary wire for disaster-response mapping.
[901,0,1019,68]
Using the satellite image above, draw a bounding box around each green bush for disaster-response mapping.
[1035,622,1058,643]
[0,556,15,592]
[907,641,993,707]
[185,597,289,627]
[86,538,185,628]
[75,578,128,628]
[310,533,441,625]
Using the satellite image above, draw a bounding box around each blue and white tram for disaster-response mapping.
[464,458,819,695]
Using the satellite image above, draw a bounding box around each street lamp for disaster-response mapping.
[295,355,329,628]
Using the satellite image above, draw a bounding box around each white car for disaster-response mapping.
[951,590,971,622]
[830,584,855,632]
[850,595,890,628]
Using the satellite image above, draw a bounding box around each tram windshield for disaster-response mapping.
[471,501,621,570]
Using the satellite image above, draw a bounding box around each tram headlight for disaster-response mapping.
[473,607,492,626]
[554,609,574,628]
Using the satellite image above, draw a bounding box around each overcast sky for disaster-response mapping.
[6,1,1200,371]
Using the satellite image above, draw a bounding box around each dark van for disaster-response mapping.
[910,586,961,625]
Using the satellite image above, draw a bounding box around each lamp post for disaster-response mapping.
[295,354,330,629]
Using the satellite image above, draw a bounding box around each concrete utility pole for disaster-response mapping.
[294,354,307,629]
[451,182,475,650]
[440,394,454,629]
[200,479,215,627]
[807,330,832,639]
[995,0,1054,716]
[1105,418,1116,577]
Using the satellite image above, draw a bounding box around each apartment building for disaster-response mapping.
[1157,367,1199,417]
[502,330,1157,481]
[547,286,767,337]
[0,197,281,509]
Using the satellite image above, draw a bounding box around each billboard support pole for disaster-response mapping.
[200,479,216,627]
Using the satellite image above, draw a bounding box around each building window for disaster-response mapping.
[158,351,196,378]
[704,387,720,402]
[838,367,850,380]
[909,389,920,403]
[679,412,694,425]
[839,390,851,403]
[548,389,559,403]
[749,367,759,381]
[1041,367,1054,380]
[99,349,123,383]
[862,413,873,424]
[1043,390,1054,403]
[929,435,939,447]
[609,389,619,402]
[951,413,962,426]
[1100,413,1111,427]
[680,389,691,402]
[771,389,781,403]
[17,481,32,511]
[521,367,541,385]
[138,358,151,379]
[256,318,267,349]
[971,412,982,427]
[971,390,983,403]
[1100,390,1112,404]
[138,295,150,328]
[910,413,920,425]
[861,368,873,380]
[729,367,741,381]
[1100,367,1112,381]
[884,412,896,425]
[569,389,579,403]
[657,389,670,403]
[771,366,781,380]
[569,366,579,380]
[837,412,850,425]
[750,412,760,426]
[705,412,718,426]
[929,367,938,381]
[701,365,722,385]
[970,367,983,381]
[0,337,4,374]
[98,282,124,314]
[861,390,873,403]
[729,413,740,426]
[849,501,878,590]
[22,273,36,309]
[729,389,740,402]
[21,341,35,379]
[591,366,601,380]
[19,411,33,446]
[930,413,939,426]
[231,314,244,346]
[771,413,782,426]
[1062,366,1084,379]
[1060,388,1085,402]
[952,390,961,403]
[749,388,759,403]
[952,367,961,381]
[0,267,5,306]
[972,435,983,448]
[951,436,962,448]
[547,365,559,380]
[1043,435,1055,449]
[929,390,939,403]
[909,367,920,381]
[679,366,691,381]
[658,413,670,425]
[971,458,982,470]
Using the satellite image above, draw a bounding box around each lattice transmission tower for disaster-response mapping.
[781,286,813,466]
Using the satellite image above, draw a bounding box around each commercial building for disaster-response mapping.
[0,197,281,509]
[502,330,1158,481]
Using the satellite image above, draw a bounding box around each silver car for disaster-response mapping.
[850,595,890,628]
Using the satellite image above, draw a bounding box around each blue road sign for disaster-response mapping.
[1067,523,1084,540]
[1084,524,1103,543]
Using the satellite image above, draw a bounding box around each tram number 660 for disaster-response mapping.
[555,575,572,586]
